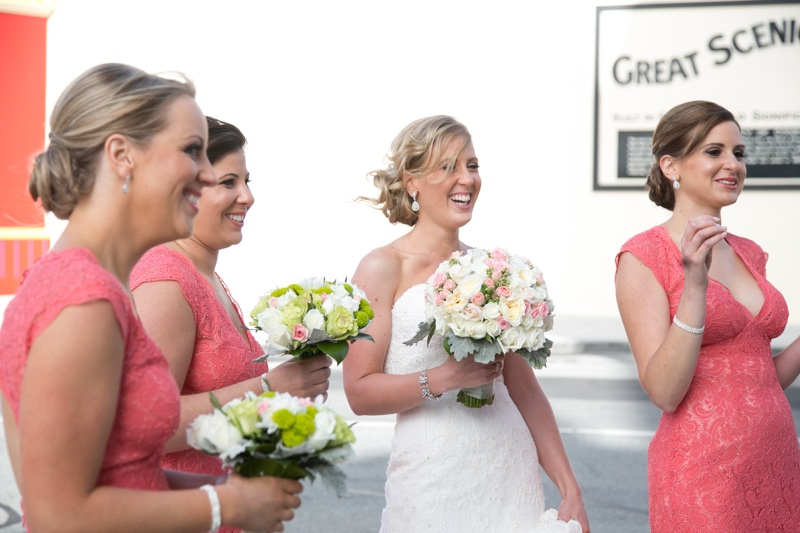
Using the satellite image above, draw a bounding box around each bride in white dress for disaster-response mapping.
[342,116,589,533]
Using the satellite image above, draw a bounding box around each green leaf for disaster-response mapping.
[209,392,222,411]
[516,338,553,369]
[350,332,374,343]
[445,335,479,361]
[403,321,435,346]
[316,341,349,365]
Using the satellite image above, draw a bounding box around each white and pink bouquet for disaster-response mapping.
[249,278,374,365]
[187,391,356,496]
[406,247,554,408]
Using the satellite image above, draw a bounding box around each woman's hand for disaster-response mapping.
[267,356,333,400]
[557,491,590,532]
[680,215,727,286]
[436,353,505,390]
[220,475,302,533]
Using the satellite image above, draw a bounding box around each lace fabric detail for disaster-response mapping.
[618,227,800,532]
[131,246,266,476]
[381,285,581,533]
[0,248,179,492]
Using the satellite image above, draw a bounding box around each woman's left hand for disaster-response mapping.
[557,493,590,533]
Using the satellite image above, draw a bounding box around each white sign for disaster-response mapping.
[594,1,800,190]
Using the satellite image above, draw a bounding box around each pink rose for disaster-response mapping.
[492,268,504,281]
[490,248,507,261]
[471,292,486,306]
[484,278,495,289]
[443,279,456,292]
[268,297,279,308]
[434,291,447,306]
[497,317,511,331]
[432,271,447,287]
[496,286,511,298]
[292,324,310,342]
[530,302,549,319]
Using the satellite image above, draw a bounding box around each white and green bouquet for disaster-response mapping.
[406,247,554,408]
[187,391,356,496]
[249,278,374,365]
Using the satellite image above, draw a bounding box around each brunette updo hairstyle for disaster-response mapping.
[206,116,247,165]
[646,100,739,211]
[28,63,196,219]
[360,115,471,226]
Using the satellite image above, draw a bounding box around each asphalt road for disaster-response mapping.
[2,350,799,533]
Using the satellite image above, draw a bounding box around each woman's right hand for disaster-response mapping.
[221,474,302,533]
[437,353,506,390]
[267,355,333,400]
[680,215,727,285]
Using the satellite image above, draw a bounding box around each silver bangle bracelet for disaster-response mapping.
[418,369,442,401]
[260,372,271,393]
[199,484,221,533]
[673,315,704,334]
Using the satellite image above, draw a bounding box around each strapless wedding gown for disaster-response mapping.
[380,285,581,533]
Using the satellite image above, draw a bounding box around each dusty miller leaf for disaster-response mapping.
[404,321,436,346]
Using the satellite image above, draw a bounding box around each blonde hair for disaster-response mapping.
[360,115,471,226]
[29,63,196,219]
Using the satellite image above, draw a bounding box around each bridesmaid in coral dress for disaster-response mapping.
[131,117,331,533]
[615,100,800,532]
[0,64,301,532]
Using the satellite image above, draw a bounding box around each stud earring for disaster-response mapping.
[411,191,420,212]
[672,177,680,190]
[122,174,131,195]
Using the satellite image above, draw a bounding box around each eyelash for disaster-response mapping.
[705,148,745,159]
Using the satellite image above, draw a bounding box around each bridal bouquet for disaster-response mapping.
[250,278,374,364]
[405,247,554,408]
[187,391,356,496]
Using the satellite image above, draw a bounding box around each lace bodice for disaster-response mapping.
[0,249,179,492]
[380,285,580,533]
[131,245,266,478]
[618,226,800,531]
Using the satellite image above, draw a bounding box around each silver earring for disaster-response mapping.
[122,174,131,195]
[672,178,680,190]
[411,192,420,212]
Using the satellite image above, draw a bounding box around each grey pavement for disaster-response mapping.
[1,316,799,532]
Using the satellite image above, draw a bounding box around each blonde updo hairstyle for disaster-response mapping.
[646,100,739,211]
[29,63,196,219]
[361,115,471,226]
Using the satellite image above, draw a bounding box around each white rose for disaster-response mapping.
[485,319,502,338]
[457,273,485,299]
[499,327,526,352]
[268,325,293,351]
[275,291,296,308]
[524,329,545,351]
[509,264,534,288]
[447,263,468,283]
[187,410,244,455]
[303,308,325,331]
[500,294,525,326]
[257,307,283,332]
[299,277,325,290]
[442,291,468,316]
[306,410,337,452]
[520,314,534,329]
[447,314,467,337]
[463,320,487,340]
[461,303,483,322]
[482,302,501,320]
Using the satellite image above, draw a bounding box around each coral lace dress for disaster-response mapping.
[0,249,180,495]
[617,226,800,532]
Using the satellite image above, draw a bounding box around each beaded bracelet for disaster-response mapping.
[673,315,704,335]
[199,484,221,533]
[419,369,442,401]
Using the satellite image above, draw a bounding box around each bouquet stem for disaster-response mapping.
[456,380,495,408]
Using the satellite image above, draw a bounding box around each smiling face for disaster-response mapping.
[130,94,214,243]
[190,148,254,251]
[669,120,746,213]
[409,137,481,231]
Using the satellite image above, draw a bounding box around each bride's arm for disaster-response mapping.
[343,249,444,415]
[504,354,590,532]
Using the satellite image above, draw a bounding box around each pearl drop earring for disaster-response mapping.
[672,177,680,190]
[411,191,420,212]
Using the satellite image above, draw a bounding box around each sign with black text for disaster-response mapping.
[594,1,800,190]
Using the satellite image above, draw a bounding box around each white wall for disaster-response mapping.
[30,0,800,332]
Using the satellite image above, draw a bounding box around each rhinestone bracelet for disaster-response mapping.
[260,372,271,393]
[199,484,221,533]
[418,369,442,401]
[673,315,704,335]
